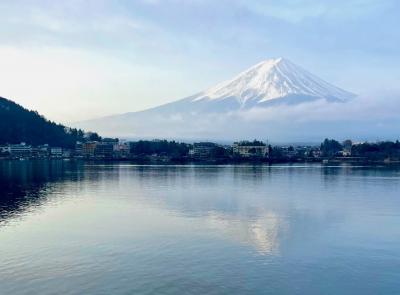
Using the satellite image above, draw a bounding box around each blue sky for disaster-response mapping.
[0,0,399,122]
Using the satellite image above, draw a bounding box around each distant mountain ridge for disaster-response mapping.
[0,97,98,148]
[76,58,359,139]
[140,57,354,114]
[113,57,356,116]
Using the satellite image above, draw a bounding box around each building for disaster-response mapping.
[95,142,114,158]
[311,149,322,158]
[113,143,130,158]
[75,142,83,156]
[8,143,32,157]
[190,142,217,159]
[342,139,353,156]
[50,147,63,157]
[82,142,98,157]
[31,144,50,158]
[233,141,268,158]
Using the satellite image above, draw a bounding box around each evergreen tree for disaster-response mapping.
[0,97,100,148]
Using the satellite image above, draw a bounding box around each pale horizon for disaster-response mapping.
[1,0,399,124]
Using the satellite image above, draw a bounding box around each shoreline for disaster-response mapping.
[1,157,400,166]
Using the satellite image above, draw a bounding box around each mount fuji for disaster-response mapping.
[77,58,359,140]
[168,57,355,112]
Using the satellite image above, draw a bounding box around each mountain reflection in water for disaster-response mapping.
[1,161,400,295]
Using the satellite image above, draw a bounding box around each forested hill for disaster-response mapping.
[0,97,100,148]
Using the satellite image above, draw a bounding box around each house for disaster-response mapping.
[50,147,63,157]
[190,142,217,159]
[342,139,353,156]
[8,143,32,157]
[113,143,130,158]
[31,144,50,158]
[233,141,268,158]
[75,142,83,156]
[82,142,98,157]
[95,142,114,158]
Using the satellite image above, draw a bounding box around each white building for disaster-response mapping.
[8,143,32,157]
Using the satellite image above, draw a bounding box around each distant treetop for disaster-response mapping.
[234,140,266,146]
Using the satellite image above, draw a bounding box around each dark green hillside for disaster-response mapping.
[0,97,100,148]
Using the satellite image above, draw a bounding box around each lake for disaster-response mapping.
[1,161,399,294]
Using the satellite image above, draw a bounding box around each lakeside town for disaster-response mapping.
[1,137,400,164]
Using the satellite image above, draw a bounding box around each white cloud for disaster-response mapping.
[240,0,393,23]
[236,94,400,123]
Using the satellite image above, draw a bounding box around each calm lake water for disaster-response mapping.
[1,161,399,295]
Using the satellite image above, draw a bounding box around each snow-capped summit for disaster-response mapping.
[76,57,358,138]
[191,57,355,107]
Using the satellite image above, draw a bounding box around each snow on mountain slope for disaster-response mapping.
[190,57,355,107]
[76,57,358,138]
